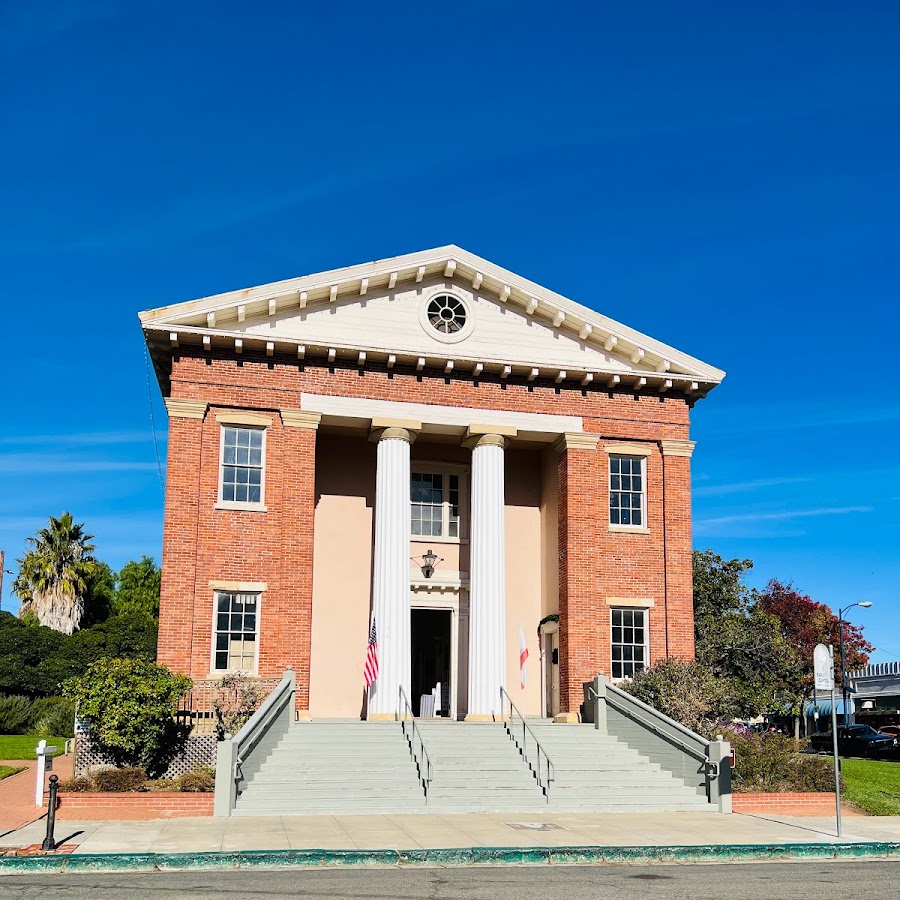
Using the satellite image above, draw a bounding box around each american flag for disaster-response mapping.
[364,616,379,688]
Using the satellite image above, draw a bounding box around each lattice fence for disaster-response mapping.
[73,734,217,778]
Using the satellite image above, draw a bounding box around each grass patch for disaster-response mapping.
[0,765,26,781]
[841,757,900,815]
[0,735,66,761]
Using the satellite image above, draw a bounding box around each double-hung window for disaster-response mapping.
[611,608,648,680]
[609,455,645,527]
[213,591,259,673]
[411,468,464,539]
[220,426,265,506]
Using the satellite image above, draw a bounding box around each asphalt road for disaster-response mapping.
[0,861,897,900]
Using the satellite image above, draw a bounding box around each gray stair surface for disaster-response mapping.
[232,719,715,816]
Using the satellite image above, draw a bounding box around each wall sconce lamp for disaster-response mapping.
[420,549,443,579]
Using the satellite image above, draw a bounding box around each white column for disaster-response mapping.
[466,431,511,719]
[368,423,417,719]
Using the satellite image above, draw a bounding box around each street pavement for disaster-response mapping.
[0,861,897,899]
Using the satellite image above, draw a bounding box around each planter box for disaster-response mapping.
[732,792,837,816]
[57,792,213,820]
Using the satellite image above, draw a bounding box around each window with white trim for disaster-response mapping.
[609,455,645,527]
[213,591,259,673]
[611,608,648,679]
[220,426,265,505]
[411,467,465,539]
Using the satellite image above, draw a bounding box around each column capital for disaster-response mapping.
[660,439,696,458]
[281,409,322,430]
[553,432,600,453]
[462,424,517,450]
[369,417,421,444]
[164,398,208,420]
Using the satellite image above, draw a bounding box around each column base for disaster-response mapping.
[553,712,581,724]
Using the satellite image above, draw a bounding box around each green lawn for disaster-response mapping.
[0,735,67,761]
[841,758,900,815]
[0,765,26,781]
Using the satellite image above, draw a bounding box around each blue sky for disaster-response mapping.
[1,3,897,656]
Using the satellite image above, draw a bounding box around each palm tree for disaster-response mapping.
[13,512,97,634]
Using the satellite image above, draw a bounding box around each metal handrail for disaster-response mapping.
[398,686,433,796]
[499,687,555,795]
[596,685,714,772]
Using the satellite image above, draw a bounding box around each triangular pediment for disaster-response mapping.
[141,246,724,394]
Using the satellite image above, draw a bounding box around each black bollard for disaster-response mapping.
[41,774,59,851]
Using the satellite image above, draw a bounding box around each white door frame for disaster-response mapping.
[410,591,460,719]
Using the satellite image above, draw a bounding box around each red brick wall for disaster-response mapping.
[732,793,838,816]
[159,350,696,715]
[57,793,213,820]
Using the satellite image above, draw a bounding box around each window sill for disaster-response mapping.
[609,524,650,535]
[215,502,268,513]
[208,670,259,679]
[410,536,468,545]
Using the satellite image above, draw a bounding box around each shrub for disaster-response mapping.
[92,766,147,793]
[63,658,191,771]
[176,768,215,793]
[143,778,179,792]
[58,774,93,793]
[703,727,837,793]
[31,698,75,737]
[213,673,267,740]
[621,658,737,731]
[0,694,34,734]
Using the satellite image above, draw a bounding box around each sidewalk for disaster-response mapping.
[0,753,74,836]
[2,809,892,855]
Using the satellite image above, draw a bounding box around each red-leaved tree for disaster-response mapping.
[755,580,872,671]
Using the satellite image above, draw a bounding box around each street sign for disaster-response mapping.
[814,643,834,691]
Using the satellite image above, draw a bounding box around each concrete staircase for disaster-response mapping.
[232,721,425,816]
[232,719,713,816]
[531,722,712,812]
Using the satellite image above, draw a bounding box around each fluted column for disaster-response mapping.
[465,426,516,719]
[368,420,419,719]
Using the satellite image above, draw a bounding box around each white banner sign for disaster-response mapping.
[813,643,834,691]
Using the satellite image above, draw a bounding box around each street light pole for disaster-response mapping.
[838,602,872,727]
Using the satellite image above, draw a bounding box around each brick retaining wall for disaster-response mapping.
[57,792,213,820]
[732,792,837,816]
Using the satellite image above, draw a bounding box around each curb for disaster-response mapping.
[2,842,900,873]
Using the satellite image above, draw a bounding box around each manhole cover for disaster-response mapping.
[505,822,564,831]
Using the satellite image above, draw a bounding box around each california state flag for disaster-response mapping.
[519,624,529,690]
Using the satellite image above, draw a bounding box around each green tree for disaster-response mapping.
[12,512,97,634]
[693,549,796,717]
[63,658,191,770]
[81,561,116,627]
[113,556,161,619]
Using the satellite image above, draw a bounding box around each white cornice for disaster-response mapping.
[140,245,725,388]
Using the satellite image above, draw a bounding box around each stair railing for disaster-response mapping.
[398,685,433,798]
[499,686,555,797]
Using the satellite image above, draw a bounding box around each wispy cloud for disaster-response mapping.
[694,477,809,497]
[0,454,158,475]
[0,431,165,447]
[695,506,872,531]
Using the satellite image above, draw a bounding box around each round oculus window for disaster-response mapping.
[426,295,467,335]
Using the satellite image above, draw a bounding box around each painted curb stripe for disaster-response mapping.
[3,843,900,873]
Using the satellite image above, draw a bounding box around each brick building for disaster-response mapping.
[141,246,723,722]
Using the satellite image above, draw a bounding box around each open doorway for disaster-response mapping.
[411,608,451,716]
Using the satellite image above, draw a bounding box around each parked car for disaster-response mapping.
[809,725,896,758]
